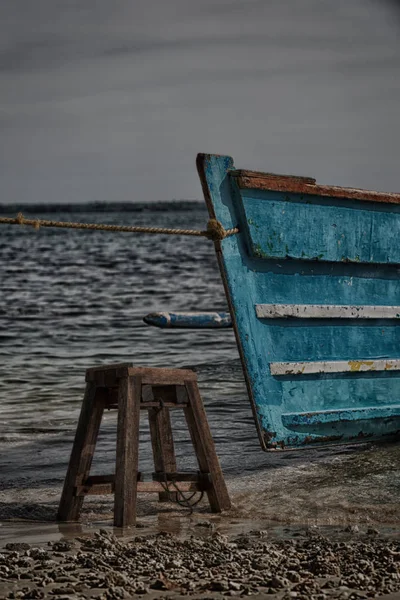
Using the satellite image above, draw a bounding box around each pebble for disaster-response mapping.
[343,525,360,534]
[50,587,76,595]
[52,541,74,553]
[54,576,78,583]
[4,543,30,552]
[0,529,399,599]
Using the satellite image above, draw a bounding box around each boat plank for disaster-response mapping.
[242,190,400,264]
[256,304,400,319]
[270,359,400,376]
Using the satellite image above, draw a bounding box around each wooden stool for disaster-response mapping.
[57,364,231,527]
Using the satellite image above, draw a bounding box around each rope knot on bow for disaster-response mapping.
[205,219,229,241]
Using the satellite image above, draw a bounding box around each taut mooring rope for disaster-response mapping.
[0,213,239,242]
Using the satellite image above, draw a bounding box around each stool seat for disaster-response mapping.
[58,364,231,527]
[86,364,198,386]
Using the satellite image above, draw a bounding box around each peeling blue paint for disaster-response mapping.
[198,154,400,450]
[242,190,400,264]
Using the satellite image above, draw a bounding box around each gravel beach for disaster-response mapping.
[1,527,400,600]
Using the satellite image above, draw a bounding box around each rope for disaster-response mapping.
[159,478,204,515]
[154,397,204,514]
[0,213,239,242]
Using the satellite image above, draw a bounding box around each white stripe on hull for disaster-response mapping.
[256,304,400,319]
[270,359,400,376]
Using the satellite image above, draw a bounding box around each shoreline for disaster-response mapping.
[1,509,400,550]
[2,441,400,545]
[1,440,400,598]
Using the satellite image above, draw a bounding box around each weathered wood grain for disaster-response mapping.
[231,169,316,185]
[114,375,141,528]
[271,359,400,376]
[256,304,400,319]
[86,364,197,385]
[77,480,202,495]
[242,191,400,264]
[59,364,229,525]
[148,386,178,502]
[184,380,231,512]
[232,170,400,205]
[57,384,105,522]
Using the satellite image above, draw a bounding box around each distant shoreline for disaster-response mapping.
[0,200,204,214]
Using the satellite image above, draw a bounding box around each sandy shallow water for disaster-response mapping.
[1,440,399,547]
[0,423,399,599]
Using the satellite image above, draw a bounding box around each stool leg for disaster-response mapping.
[114,375,141,528]
[184,380,231,512]
[148,404,178,502]
[57,383,105,522]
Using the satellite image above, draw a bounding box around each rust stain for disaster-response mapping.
[230,169,316,185]
[266,439,285,450]
[303,434,343,444]
[263,430,277,443]
[232,172,400,205]
[348,360,375,372]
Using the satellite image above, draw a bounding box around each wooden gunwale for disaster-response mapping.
[231,170,400,205]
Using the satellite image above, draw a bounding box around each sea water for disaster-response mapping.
[0,203,399,538]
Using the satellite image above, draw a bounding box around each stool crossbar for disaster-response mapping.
[57,364,231,527]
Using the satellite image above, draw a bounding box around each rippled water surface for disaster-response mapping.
[0,205,261,480]
[0,204,399,533]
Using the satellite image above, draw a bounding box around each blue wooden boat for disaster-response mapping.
[196,153,400,450]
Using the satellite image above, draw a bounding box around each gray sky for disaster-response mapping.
[1,0,400,203]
